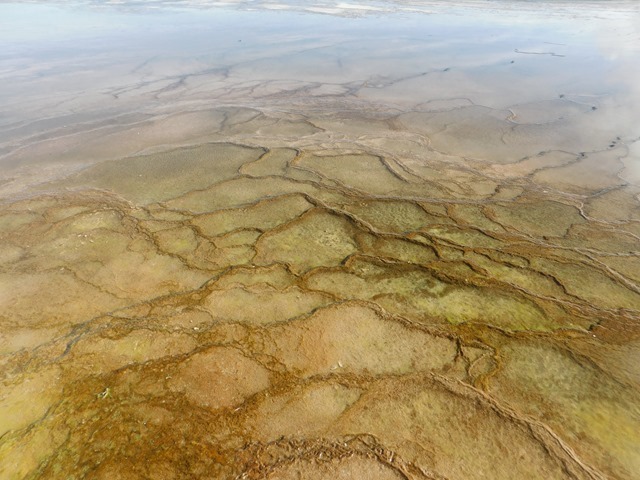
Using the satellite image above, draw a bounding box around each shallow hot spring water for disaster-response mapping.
[1,1,639,479]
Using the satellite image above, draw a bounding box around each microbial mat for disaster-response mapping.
[0,1,639,479]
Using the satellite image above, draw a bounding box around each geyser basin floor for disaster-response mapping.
[1,2,639,479]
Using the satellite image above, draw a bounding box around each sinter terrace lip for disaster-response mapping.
[0,2,639,480]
